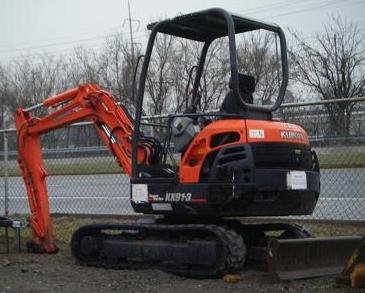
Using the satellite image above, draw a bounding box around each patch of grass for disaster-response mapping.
[52,215,137,244]
[2,150,364,178]
[0,215,134,250]
[46,161,122,176]
[52,216,97,244]
[317,152,365,168]
[4,160,123,177]
[4,216,364,247]
[303,221,365,237]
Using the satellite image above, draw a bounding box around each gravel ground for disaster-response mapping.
[0,243,355,293]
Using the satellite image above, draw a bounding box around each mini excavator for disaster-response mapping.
[15,9,321,278]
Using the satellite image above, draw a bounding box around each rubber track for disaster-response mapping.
[71,223,246,278]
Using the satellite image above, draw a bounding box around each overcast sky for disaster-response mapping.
[0,0,364,62]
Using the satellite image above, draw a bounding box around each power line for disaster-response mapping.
[238,0,318,15]
[0,29,147,55]
[0,35,116,54]
[0,1,304,55]
[263,0,362,19]
[1,0,363,62]
[0,36,146,62]
[0,25,123,49]
[0,32,146,62]
[2,0,361,56]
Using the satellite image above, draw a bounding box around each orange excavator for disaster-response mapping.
[15,9,322,277]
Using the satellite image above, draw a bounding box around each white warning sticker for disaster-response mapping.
[131,184,148,203]
[152,203,173,211]
[287,171,307,190]
[249,129,265,139]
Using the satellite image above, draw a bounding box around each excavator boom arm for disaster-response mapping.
[15,84,152,252]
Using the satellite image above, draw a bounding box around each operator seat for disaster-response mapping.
[220,73,255,115]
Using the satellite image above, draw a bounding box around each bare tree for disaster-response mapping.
[0,64,14,128]
[1,55,66,114]
[0,55,71,147]
[169,39,199,113]
[69,47,101,86]
[145,34,175,115]
[290,16,365,136]
[170,38,230,112]
[144,36,229,115]
[237,32,282,105]
[199,39,230,110]
[98,34,141,110]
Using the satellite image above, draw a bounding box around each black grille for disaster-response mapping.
[251,143,313,170]
[200,144,254,183]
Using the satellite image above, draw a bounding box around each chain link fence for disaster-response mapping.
[1,98,365,245]
[279,97,365,224]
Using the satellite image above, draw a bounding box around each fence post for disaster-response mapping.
[3,129,9,216]
[2,130,10,252]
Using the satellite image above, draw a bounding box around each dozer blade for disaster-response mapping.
[337,237,365,288]
[268,236,363,280]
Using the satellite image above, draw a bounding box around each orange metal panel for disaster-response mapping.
[180,119,247,183]
[246,120,309,145]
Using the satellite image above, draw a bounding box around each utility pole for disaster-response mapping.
[1,100,4,129]
[123,0,140,64]
[122,0,140,104]
[127,0,134,61]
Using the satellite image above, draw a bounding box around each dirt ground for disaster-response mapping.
[2,217,364,292]
[0,243,356,293]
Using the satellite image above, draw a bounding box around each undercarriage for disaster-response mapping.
[70,218,312,278]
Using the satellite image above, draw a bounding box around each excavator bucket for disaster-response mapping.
[268,236,363,280]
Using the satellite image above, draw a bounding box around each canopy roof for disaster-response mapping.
[147,8,280,42]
